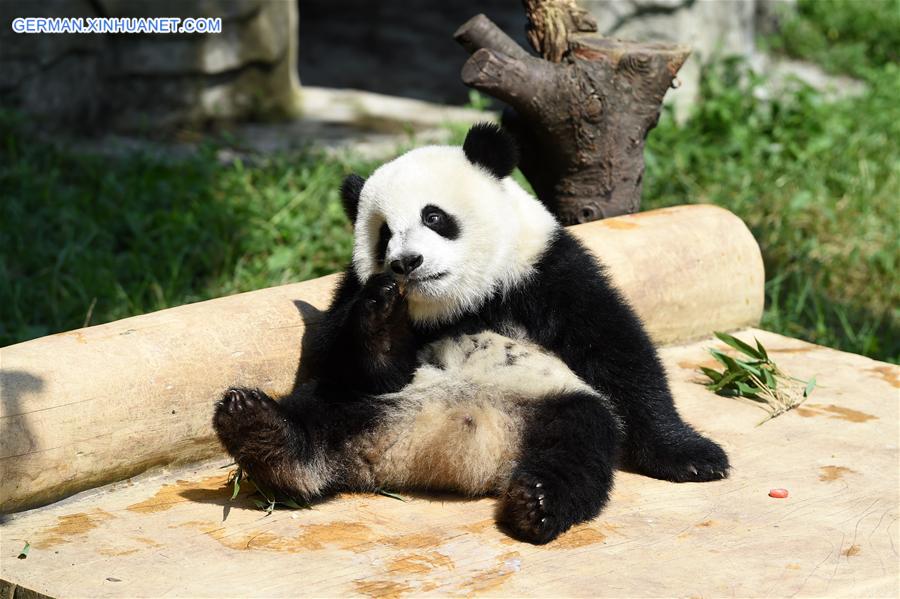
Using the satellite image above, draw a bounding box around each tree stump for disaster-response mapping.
[455,9,690,224]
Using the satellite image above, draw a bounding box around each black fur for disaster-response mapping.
[421,205,460,240]
[462,122,518,180]
[340,174,366,223]
[375,222,391,264]
[499,390,619,544]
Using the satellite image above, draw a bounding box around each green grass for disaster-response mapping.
[760,0,900,77]
[643,58,899,362]
[0,128,368,343]
[2,2,898,363]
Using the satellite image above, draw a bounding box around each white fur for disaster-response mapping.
[352,146,559,324]
[347,332,602,495]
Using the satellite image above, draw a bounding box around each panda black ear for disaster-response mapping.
[462,122,518,179]
[340,174,366,223]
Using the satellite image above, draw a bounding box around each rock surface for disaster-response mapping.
[0,0,301,131]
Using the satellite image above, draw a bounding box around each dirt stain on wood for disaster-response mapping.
[867,365,900,388]
[793,404,877,423]
[696,519,717,528]
[456,551,521,594]
[200,521,376,553]
[33,509,115,548]
[819,465,856,482]
[353,579,413,598]
[126,474,230,513]
[842,544,861,557]
[549,524,607,549]
[380,532,444,550]
[600,219,638,230]
[460,519,496,534]
[98,547,141,557]
[388,551,454,575]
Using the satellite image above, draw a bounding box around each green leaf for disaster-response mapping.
[715,331,762,359]
[734,381,761,398]
[280,498,309,510]
[18,541,30,559]
[709,349,741,372]
[700,366,724,383]
[734,359,763,377]
[375,488,408,502]
[763,368,777,390]
[230,467,242,501]
[709,369,745,392]
[804,376,817,397]
[755,338,769,360]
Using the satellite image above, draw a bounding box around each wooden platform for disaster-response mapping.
[2,329,897,598]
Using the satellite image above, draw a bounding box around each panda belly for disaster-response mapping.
[348,331,597,495]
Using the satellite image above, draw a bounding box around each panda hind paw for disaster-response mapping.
[213,387,289,459]
[498,473,567,545]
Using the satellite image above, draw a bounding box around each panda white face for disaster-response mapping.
[345,125,559,324]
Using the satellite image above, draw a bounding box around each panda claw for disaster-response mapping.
[499,473,568,545]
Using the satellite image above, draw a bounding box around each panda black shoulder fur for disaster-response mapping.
[213,123,729,544]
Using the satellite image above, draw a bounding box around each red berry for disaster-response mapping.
[769,488,789,498]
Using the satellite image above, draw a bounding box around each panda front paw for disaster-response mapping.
[638,434,730,483]
[360,272,404,321]
[498,473,568,544]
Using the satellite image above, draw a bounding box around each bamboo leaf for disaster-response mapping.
[755,338,769,360]
[763,368,777,390]
[709,370,744,392]
[230,467,242,501]
[715,331,762,359]
[734,381,761,398]
[709,349,740,372]
[699,366,723,383]
[734,359,763,377]
[375,488,408,502]
[804,376,817,397]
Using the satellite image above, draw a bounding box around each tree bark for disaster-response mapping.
[455,11,690,223]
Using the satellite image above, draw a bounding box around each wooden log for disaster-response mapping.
[0,205,764,513]
[455,13,690,224]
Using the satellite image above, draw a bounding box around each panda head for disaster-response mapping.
[342,123,559,325]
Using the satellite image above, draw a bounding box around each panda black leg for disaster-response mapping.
[498,391,619,544]
[213,387,316,499]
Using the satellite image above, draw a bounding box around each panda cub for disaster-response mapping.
[213,123,729,544]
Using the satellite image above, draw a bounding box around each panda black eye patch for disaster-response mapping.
[375,222,391,263]
[421,205,460,240]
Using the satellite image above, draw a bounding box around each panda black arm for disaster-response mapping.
[510,231,730,482]
[314,267,419,395]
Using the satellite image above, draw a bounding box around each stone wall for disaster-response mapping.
[299,0,775,114]
[0,0,301,131]
[583,0,758,115]
[1,0,792,131]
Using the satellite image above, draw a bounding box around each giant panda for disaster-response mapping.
[213,123,729,544]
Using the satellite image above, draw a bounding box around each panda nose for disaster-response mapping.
[390,254,423,276]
